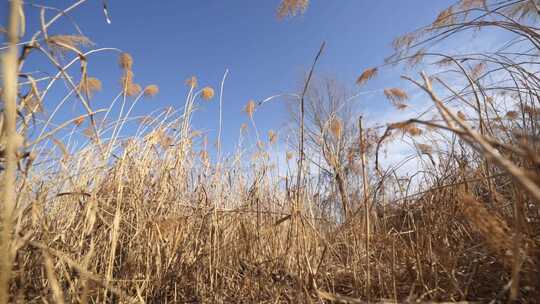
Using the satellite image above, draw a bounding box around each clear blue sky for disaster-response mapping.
[4,0,455,155]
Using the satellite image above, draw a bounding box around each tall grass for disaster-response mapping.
[0,0,21,303]
[0,0,539,303]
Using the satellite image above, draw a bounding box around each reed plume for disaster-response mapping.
[356,67,378,86]
[144,84,159,97]
[244,100,256,118]
[201,87,215,101]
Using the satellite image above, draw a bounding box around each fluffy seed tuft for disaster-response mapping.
[356,68,378,86]
[201,87,215,101]
[244,100,256,118]
[268,130,277,145]
[119,52,133,70]
[384,88,409,110]
[433,6,455,27]
[277,0,309,18]
[505,110,518,120]
[286,151,294,160]
[144,85,159,97]
[329,117,343,138]
[79,77,102,97]
[126,83,142,97]
[186,76,198,88]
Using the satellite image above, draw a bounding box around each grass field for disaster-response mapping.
[1,0,539,302]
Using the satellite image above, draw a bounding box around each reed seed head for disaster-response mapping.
[144,84,159,97]
[268,130,277,145]
[277,0,309,18]
[79,77,102,96]
[201,87,215,101]
[460,0,487,10]
[505,110,518,120]
[119,52,133,70]
[286,151,294,160]
[390,121,422,137]
[356,68,378,86]
[384,88,409,110]
[433,6,455,27]
[126,83,142,97]
[329,117,343,138]
[244,100,256,118]
[471,62,486,80]
[186,76,198,88]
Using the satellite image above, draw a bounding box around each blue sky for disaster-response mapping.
[3,0,456,156]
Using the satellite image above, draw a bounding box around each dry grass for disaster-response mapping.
[384,88,409,110]
[1,0,539,303]
[356,67,378,86]
[277,0,309,19]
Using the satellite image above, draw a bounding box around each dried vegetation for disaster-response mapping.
[0,0,539,303]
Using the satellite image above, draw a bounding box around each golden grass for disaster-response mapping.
[200,86,215,101]
[79,77,102,97]
[1,1,539,303]
[143,84,159,97]
[185,76,198,88]
[277,0,309,18]
[268,130,277,145]
[119,52,133,70]
[244,99,256,118]
[383,88,409,110]
[356,67,378,86]
[329,116,343,138]
[0,1,21,303]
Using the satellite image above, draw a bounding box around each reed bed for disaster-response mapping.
[1,0,539,303]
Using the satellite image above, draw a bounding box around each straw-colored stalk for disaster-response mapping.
[0,1,22,303]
